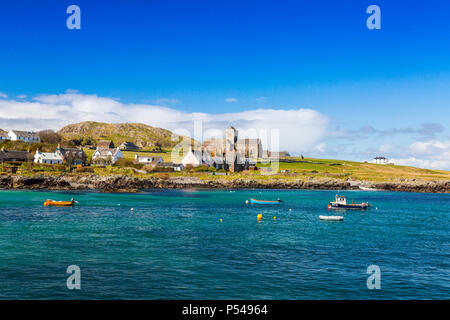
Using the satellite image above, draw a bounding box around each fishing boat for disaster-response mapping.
[44,198,76,207]
[249,198,282,205]
[328,195,371,209]
[319,215,344,221]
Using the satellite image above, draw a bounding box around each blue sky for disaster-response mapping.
[1,0,450,168]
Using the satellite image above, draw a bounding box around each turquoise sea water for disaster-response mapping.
[0,189,448,299]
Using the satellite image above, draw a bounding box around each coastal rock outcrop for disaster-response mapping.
[0,174,449,193]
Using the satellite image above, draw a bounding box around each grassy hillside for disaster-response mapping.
[81,151,450,182]
[257,157,450,181]
[58,121,189,149]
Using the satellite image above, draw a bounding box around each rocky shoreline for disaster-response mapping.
[1,174,450,193]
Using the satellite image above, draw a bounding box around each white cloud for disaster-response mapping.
[225,98,237,103]
[390,140,450,170]
[0,92,329,154]
[0,92,8,99]
[409,140,450,156]
[314,143,326,153]
[390,157,450,170]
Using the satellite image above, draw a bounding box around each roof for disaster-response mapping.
[9,130,39,138]
[136,156,162,165]
[94,147,120,157]
[267,151,290,158]
[97,140,115,148]
[374,156,386,159]
[160,162,183,167]
[119,141,139,150]
[190,149,204,163]
[0,149,32,161]
[35,151,63,161]
[58,147,87,162]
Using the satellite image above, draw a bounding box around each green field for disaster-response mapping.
[256,157,450,181]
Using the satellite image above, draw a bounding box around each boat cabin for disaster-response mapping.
[334,195,347,205]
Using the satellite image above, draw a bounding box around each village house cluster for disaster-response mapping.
[34,145,87,165]
[0,126,291,172]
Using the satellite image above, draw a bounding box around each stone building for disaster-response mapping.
[202,126,262,161]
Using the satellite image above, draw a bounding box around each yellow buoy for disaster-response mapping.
[257,214,263,220]
[220,218,223,222]
[274,216,277,220]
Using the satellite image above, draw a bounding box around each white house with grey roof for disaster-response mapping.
[8,130,40,143]
[373,156,388,164]
[92,146,124,164]
[34,149,63,164]
[134,154,163,165]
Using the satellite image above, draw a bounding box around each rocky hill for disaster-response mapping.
[58,121,189,149]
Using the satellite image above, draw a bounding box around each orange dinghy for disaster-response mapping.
[44,199,76,207]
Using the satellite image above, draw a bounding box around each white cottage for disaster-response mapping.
[8,130,40,143]
[373,156,388,164]
[34,149,63,164]
[134,154,163,165]
[181,147,204,167]
[92,147,124,164]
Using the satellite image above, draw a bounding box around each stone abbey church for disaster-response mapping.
[202,126,262,161]
[181,126,263,172]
